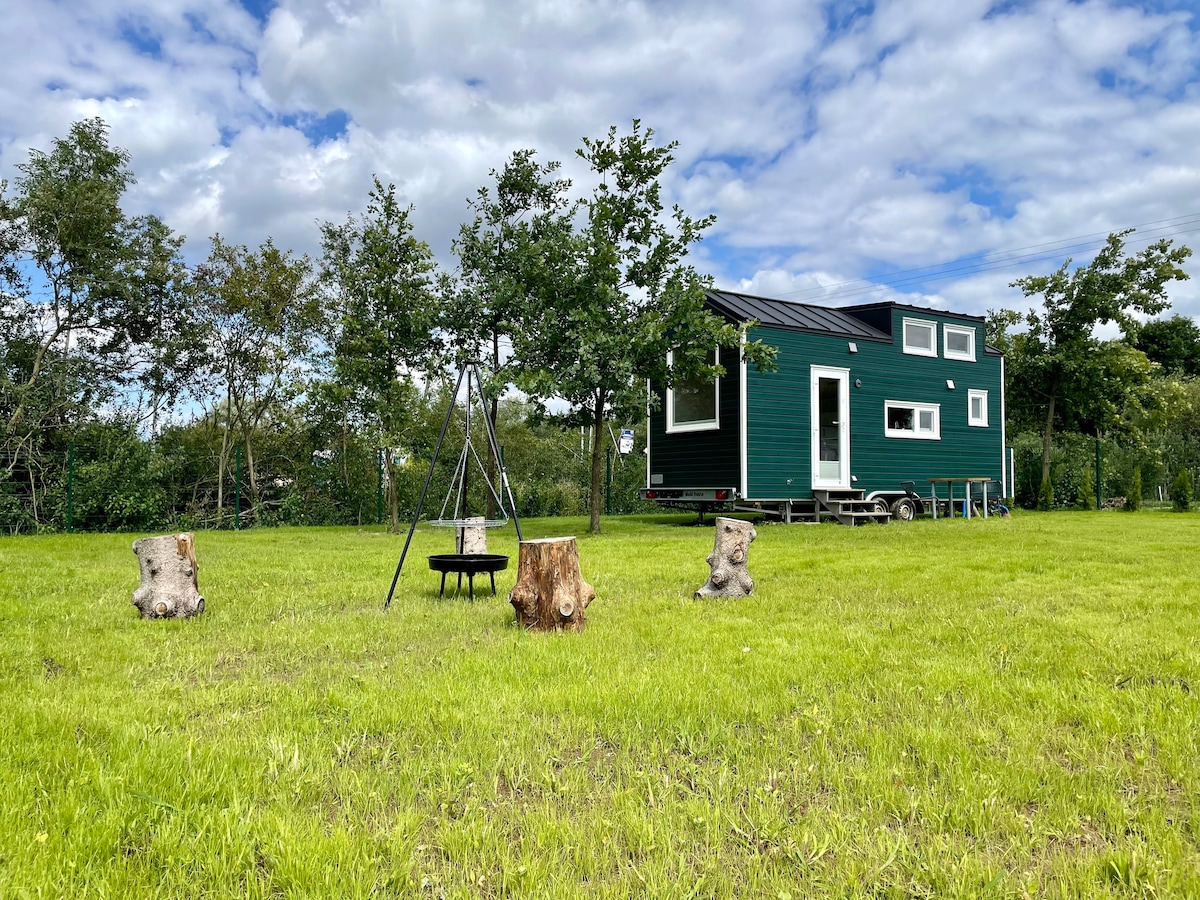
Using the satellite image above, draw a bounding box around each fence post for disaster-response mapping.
[1095,437,1102,509]
[66,442,74,533]
[235,444,242,530]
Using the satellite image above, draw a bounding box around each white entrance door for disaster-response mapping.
[811,366,850,490]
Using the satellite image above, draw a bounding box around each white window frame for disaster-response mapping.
[968,389,988,427]
[902,317,938,357]
[884,400,941,440]
[943,323,977,362]
[666,347,720,433]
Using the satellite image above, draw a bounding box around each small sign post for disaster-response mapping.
[618,428,635,456]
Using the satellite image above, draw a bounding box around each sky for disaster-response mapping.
[3,0,1200,324]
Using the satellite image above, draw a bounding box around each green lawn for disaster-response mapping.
[1,512,1198,898]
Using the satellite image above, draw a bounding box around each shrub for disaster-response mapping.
[1126,469,1143,511]
[1038,476,1054,511]
[1076,468,1095,510]
[1172,467,1193,512]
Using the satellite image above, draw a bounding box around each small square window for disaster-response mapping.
[968,390,988,427]
[943,324,976,362]
[903,318,937,357]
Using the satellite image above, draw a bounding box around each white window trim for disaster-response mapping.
[968,389,989,427]
[666,348,720,433]
[902,317,938,357]
[943,323,977,362]
[884,400,941,440]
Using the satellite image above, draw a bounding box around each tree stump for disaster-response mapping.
[456,516,487,554]
[509,537,595,632]
[695,517,756,600]
[132,533,206,619]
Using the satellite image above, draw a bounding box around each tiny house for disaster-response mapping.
[641,290,1006,523]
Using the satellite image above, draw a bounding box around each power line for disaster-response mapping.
[770,213,1200,305]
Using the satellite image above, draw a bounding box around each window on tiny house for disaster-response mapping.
[968,389,988,427]
[902,318,937,357]
[666,348,719,432]
[885,401,940,439]
[943,324,976,361]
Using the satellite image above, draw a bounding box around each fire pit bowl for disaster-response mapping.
[427,554,510,600]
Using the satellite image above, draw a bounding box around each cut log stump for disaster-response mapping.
[695,517,756,600]
[509,537,595,632]
[132,533,205,619]
[456,516,487,554]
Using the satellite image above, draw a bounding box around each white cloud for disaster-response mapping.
[1,0,1198,322]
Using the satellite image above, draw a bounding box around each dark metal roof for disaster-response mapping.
[706,290,891,340]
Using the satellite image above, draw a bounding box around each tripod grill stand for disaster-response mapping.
[383,362,522,609]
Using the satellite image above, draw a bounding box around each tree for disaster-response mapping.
[194,236,321,524]
[319,178,441,532]
[999,230,1191,489]
[450,150,573,516]
[1135,315,1200,377]
[0,118,199,525]
[512,121,775,533]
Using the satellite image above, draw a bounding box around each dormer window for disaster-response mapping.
[902,318,937,357]
[943,324,976,362]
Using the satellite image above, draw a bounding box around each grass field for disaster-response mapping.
[1,512,1199,898]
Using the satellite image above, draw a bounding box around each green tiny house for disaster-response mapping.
[643,291,1006,522]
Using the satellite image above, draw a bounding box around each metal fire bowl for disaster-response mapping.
[427,554,510,575]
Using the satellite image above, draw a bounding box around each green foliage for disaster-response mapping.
[1076,467,1095,509]
[996,229,1191,489]
[507,121,775,534]
[194,235,321,523]
[1172,467,1193,512]
[4,516,1200,896]
[61,422,171,531]
[319,178,441,531]
[1135,315,1200,377]
[1037,475,1054,510]
[1126,468,1143,511]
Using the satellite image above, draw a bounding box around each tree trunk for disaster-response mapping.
[217,381,232,517]
[245,437,259,521]
[385,447,400,533]
[1041,393,1056,488]
[695,517,757,599]
[589,391,604,534]
[132,533,206,618]
[509,537,595,632]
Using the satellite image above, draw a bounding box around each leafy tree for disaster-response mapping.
[450,150,572,516]
[319,178,441,532]
[513,121,775,533]
[0,118,198,525]
[1135,315,1200,377]
[998,230,1191,489]
[194,236,321,524]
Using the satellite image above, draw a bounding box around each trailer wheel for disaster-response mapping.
[890,497,917,521]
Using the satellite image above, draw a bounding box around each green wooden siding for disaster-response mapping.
[647,348,741,488]
[746,310,1004,499]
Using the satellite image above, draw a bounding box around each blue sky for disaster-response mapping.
[2,0,1199,321]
